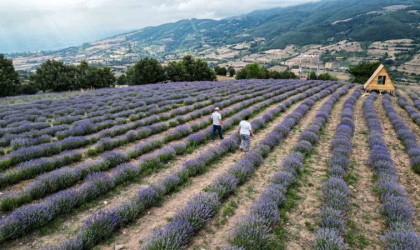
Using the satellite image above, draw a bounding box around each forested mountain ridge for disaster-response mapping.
[8,0,420,74]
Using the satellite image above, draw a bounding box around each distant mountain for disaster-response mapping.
[121,0,419,51]
[8,0,420,72]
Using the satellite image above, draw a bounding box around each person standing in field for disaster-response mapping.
[211,107,223,140]
[238,115,254,151]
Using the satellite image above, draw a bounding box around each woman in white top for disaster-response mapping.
[238,115,254,151]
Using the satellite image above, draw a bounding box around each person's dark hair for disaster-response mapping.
[244,115,250,120]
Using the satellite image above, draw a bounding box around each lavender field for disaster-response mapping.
[0,80,418,250]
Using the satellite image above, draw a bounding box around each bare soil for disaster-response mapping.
[97,97,313,250]
[397,91,420,137]
[283,88,354,250]
[4,87,313,250]
[375,96,420,231]
[0,86,272,194]
[347,96,383,249]
[188,86,351,250]
[0,84,267,179]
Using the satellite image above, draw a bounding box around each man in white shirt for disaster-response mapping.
[238,115,254,151]
[211,107,223,140]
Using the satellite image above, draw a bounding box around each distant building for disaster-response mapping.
[325,62,334,70]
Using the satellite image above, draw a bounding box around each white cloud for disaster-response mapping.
[0,0,318,53]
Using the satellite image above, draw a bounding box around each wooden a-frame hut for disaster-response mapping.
[364,64,395,94]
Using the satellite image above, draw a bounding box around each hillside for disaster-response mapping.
[8,0,420,80]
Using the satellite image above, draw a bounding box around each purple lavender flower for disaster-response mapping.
[314,228,347,250]
[382,229,420,250]
[135,187,161,209]
[171,142,187,155]
[162,174,181,193]
[299,130,319,144]
[206,173,239,198]
[230,215,272,249]
[319,207,346,232]
[142,217,193,250]
[111,163,140,185]
[78,210,120,249]
[186,133,206,147]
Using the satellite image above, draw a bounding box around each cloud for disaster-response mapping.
[0,0,318,53]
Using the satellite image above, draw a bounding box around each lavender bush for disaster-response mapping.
[363,93,419,249]
[229,84,354,249]
[382,94,420,174]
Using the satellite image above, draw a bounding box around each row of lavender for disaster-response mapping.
[0,81,258,152]
[0,83,202,135]
[0,82,327,242]
[84,82,286,156]
[1,81,269,150]
[0,87,203,150]
[141,84,347,249]
[0,81,267,155]
[383,94,420,174]
[0,91,252,190]
[0,81,312,212]
[226,85,352,249]
[406,91,420,111]
[313,87,362,249]
[41,82,339,249]
[0,81,282,187]
[0,81,221,127]
[0,81,279,169]
[396,90,420,127]
[0,81,276,156]
[364,93,419,249]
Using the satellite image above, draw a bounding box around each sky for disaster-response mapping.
[0,0,318,53]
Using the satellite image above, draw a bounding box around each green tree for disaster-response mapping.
[318,73,337,81]
[30,60,115,92]
[267,69,297,79]
[309,71,318,80]
[348,61,381,84]
[236,63,266,79]
[19,83,38,95]
[84,66,115,88]
[279,70,297,79]
[117,74,127,85]
[181,55,216,81]
[127,58,165,85]
[228,66,236,77]
[214,66,227,76]
[0,54,21,97]
[165,61,189,82]
[30,60,78,92]
[76,60,90,89]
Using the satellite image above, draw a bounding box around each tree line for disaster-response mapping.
[122,55,217,85]
[235,63,297,80]
[0,54,217,97]
[0,52,380,98]
[0,54,116,97]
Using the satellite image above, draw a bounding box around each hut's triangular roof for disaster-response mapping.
[364,64,385,88]
[363,64,394,91]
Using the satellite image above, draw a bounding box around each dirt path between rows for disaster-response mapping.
[375,96,420,231]
[399,89,417,108]
[393,91,420,138]
[6,86,316,250]
[98,94,324,250]
[0,86,269,194]
[282,88,354,250]
[347,95,383,249]
[188,86,352,250]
